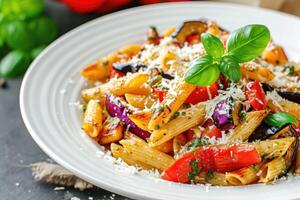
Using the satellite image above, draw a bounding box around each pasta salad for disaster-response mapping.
[80,20,300,185]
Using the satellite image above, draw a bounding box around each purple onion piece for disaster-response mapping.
[105,94,151,139]
[212,98,234,131]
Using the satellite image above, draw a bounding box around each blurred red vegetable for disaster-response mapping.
[58,0,191,14]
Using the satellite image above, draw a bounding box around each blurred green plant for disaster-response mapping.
[0,0,58,79]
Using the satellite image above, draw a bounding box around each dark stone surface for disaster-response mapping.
[0,1,131,200]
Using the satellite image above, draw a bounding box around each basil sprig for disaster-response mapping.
[185,24,270,86]
[264,112,298,127]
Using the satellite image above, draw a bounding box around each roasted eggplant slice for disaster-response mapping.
[112,63,146,75]
[276,90,300,104]
[248,122,285,142]
[262,83,300,104]
[269,125,299,172]
[173,20,208,44]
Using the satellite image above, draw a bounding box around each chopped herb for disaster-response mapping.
[154,124,160,130]
[102,60,109,66]
[182,103,191,109]
[181,111,186,116]
[188,137,208,149]
[152,103,163,113]
[82,104,87,112]
[188,159,201,181]
[205,169,215,180]
[170,111,180,120]
[147,36,156,41]
[166,104,171,112]
[239,110,247,122]
[288,66,295,76]
[148,75,162,86]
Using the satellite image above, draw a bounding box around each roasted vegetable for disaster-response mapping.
[212,98,234,131]
[262,45,288,65]
[250,124,298,173]
[112,63,146,75]
[162,144,261,183]
[105,94,151,139]
[248,122,286,142]
[173,20,208,44]
[269,125,299,172]
[262,83,300,104]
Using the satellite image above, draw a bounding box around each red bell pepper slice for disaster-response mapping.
[147,26,161,45]
[153,87,166,102]
[245,80,267,110]
[292,120,300,136]
[185,82,219,105]
[60,0,105,14]
[186,33,201,45]
[162,144,261,183]
[109,68,123,78]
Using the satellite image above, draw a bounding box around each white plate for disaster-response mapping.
[20,2,300,200]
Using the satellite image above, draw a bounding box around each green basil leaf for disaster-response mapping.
[226,24,270,63]
[5,21,36,51]
[185,55,220,86]
[29,16,58,46]
[0,50,31,78]
[1,0,44,20]
[219,56,241,82]
[201,33,224,59]
[264,112,298,127]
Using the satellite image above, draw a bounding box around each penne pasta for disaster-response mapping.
[266,91,300,119]
[119,133,175,171]
[226,164,262,185]
[128,111,152,131]
[82,100,103,138]
[259,157,286,183]
[241,63,275,83]
[110,143,153,170]
[227,110,267,142]
[148,80,195,130]
[148,104,205,147]
[125,93,156,109]
[253,137,295,159]
[81,73,151,102]
[195,171,228,186]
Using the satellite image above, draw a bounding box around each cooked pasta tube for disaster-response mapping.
[259,157,286,183]
[82,100,103,138]
[226,164,262,186]
[148,80,195,130]
[227,110,266,142]
[119,134,175,171]
[194,171,228,186]
[295,145,300,174]
[241,63,275,83]
[148,104,205,147]
[125,93,156,109]
[110,143,153,170]
[81,73,151,102]
[128,111,152,131]
[266,91,300,119]
[253,137,295,159]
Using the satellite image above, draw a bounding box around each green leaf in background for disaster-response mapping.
[29,16,58,45]
[5,21,36,51]
[31,45,46,59]
[226,24,270,63]
[185,55,220,86]
[0,0,44,20]
[264,112,298,127]
[0,50,31,78]
[219,56,241,82]
[201,33,224,59]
